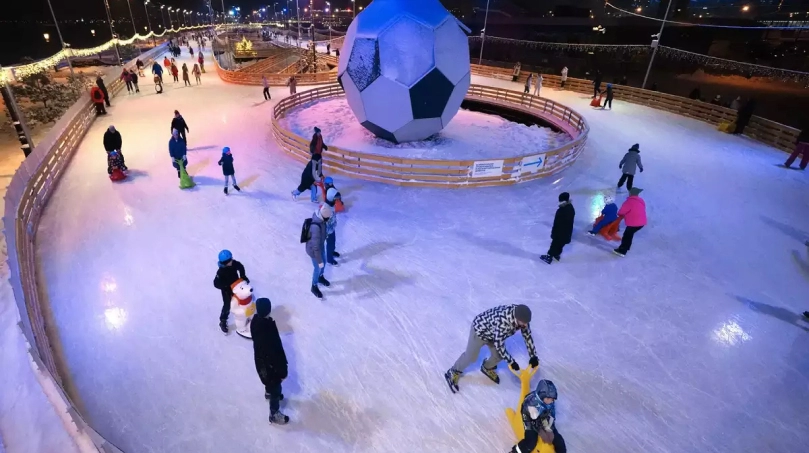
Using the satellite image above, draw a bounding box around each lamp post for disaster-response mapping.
[45,0,74,75]
[160,5,167,29]
[642,0,672,89]
[102,0,122,65]
[352,0,355,18]
[478,0,490,64]
[297,0,301,48]
[125,0,137,36]
[143,1,155,45]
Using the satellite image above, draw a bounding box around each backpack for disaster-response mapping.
[300,218,313,243]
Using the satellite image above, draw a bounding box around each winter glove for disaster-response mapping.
[529,356,539,368]
[510,361,520,371]
[538,428,555,444]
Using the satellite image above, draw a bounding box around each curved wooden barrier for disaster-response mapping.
[215,55,337,86]
[271,84,589,188]
[470,63,800,153]
[1,45,166,452]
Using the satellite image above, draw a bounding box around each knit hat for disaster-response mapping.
[629,143,640,151]
[223,147,231,154]
[629,187,644,196]
[314,127,321,134]
[326,188,338,202]
[514,304,532,323]
[256,297,272,317]
[558,192,570,203]
[319,203,333,219]
[603,195,614,204]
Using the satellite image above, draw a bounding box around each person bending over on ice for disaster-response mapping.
[251,297,290,425]
[511,379,567,453]
[213,250,250,334]
[292,153,323,202]
[445,304,537,393]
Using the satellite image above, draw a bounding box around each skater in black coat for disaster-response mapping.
[103,125,127,168]
[170,110,190,143]
[541,192,575,264]
[212,250,249,334]
[292,154,323,202]
[251,297,290,425]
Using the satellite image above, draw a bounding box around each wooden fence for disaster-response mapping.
[470,64,801,153]
[271,83,589,188]
[215,55,337,86]
[2,45,166,453]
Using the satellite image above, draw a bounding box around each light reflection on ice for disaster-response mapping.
[712,319,751,346]
[124,207,134,226]
[104,307,127,331]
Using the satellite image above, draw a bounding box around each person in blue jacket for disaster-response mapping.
[588,195,619,235]
[218,147,240,195]
[151,60,163,83]
[168,129,187,178]
[511,379,567,453]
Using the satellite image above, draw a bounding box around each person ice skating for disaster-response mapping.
[305,204,333,299]
[592,70,603,98]
[533,74,542,97]
[326,42,331,54]
[198,52,205,73]
[95,75,111,107]
[324,187,342,265]
[169,129,188,178]
[730,96,742,110]
[189,46,194,57]
[292,153,323,202]
[710,95,722,106]
[588,195,618,236]
[510,379,567,453]
[152,60,164,83]
[523,73,532,94]
[613,188,647,257]
[512,62,522,82]
[617,144,643,190]
[310,127,328,156]
[540,192,575,264]
[602,83,614,109]
[181,63,190,86]
[262,75,271,100]
[287,76,297,95]
[90,86,106,115]
[444,304,537,393]
[733,98,756,135]
[251,297,290,425]
[163,56,171,70]
[171,63,179,83]
[136,58,145,77]
[784,125,809,170]
[171,110,189,143]
[218,147,241,194]
[192,63,201,85]
[103,125,127,168]
[128,69,139,93]
[213,250,250,334]
[121,68,133,93]
[560,66,568,89]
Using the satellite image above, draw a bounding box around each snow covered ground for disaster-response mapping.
[27,45,809,453]
[282,97,570,159]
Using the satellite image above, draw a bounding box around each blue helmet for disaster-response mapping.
[222,147,231,154]
[324,176,334,185]
[218,249,232,264]
[536,379,557,400]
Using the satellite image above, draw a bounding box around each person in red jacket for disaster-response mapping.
[90,86,106,115]
[309,127,328,156]
[613,187,648,257]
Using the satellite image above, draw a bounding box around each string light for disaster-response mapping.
[657,46,809,83]
[2,24,209,82]
[469,36,649,53]
[605,2,809,29]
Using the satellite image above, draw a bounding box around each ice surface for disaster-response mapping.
[433,18,471,85]
[282,97,569,159]
[30,47,809,453]
[378,16,435,88]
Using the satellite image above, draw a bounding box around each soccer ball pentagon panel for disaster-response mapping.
[337,0,471,144]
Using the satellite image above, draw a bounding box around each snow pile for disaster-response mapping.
[281,97,571,160]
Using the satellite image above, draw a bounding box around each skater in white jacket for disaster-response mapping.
[533,74,543,96]
[560,67,568,89]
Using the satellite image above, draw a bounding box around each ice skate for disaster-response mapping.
[539,254,553,265]
[587,231,596,236]
[291,191,299,200]
[804,311,809,320]
[311,285,323,299]
[233,184,241,191]
[327,259,339,267]
[553,255,561,262]
[332,251,341,258]
[480,364,500,384]
[318,275,331,287]
[224,187,228,195]
[444,368,461,393]
[219,321,228,335]
[265,392,284,401]
[612,249,626,257]
[269,411,289,425]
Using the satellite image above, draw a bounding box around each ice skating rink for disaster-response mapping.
[35,48,809,453]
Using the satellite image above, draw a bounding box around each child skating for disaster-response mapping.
[510,379,568,453]
[618,144,643,190]
[588,195,619,237]
[218,147,241,195]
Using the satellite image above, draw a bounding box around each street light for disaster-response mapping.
[45,0,74,75]
[125,0,137,36]
[478,0,490,64]
[351,0,355,18]
[160,5,168,29]
[741,5,750,12]
[642,0,672,89]
[102,0,122,64]
[143,1,154,45]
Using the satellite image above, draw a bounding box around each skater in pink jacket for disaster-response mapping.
[613,187,647,257]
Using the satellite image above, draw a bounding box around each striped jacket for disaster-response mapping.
[472,305,537,364]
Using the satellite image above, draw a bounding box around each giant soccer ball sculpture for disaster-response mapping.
[337,0,471,143]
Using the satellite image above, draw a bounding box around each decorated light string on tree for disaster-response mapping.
[657,46,809,84]
[468,36,649,54]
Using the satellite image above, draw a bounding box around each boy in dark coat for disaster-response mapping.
[602,83,614,109]
[170,110,189,143]
[292,153,323,202]
[309,127,328,156]
[218,147,240,195]
[168,129,187,178]
[251,297,289,425]
[510,379,567,453]
[103,125,122,153]
[541,192,575,264]
[213,250,249,334]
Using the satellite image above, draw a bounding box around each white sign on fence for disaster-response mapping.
[471,160,504,178]
[520,153,547,174]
